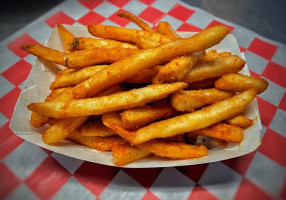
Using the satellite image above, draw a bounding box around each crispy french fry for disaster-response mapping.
[71,37,138,50]
[88,24,174,44]
[66,48,141,68]
[171,88,234,112]
[215,73,269,94]
[193,123,243,143]
[130,89,256,144]
[201,50,232,63]
[157,21,180,39]
[28,82,187,118]
[138,140,208,159]
[136,36,161,49]
[225,115,253,128]
[120,100,176,130]
[187,78,217,90]
[57,24,75,52]
[183,55,245,83]
[125,66,161,83]
[68,131,126,152]
[78,120,117,137]
[94,85,123,97]
[21,44,66,65]
[117,12,155,33]
[152,51,204,83]
[112,143,151,166]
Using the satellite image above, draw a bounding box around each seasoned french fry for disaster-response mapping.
[157,21,180,39]
[68,131,126,152]
[171,88,234,112]
[94,85,123,97]
[201,50,232,63]
[225,115,253,128]
[117,12,155,33]
[120,100,176,130]
[138,139,208,159]
[130,89,256,144]
[71,37,138,50]
[193,123,243,143]
[78,121,117,137]
[215,73,269,94]
[125,66,161,83]
[136,36,161,49]
[152,51,204,83]
[21,44,66,65]
[28,83,187,118]
[187,78,217,90]
[183,55,245,83]
[57,24,75,52]
[112,143,151,166]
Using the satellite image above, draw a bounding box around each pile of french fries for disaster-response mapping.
[22,12,269,166]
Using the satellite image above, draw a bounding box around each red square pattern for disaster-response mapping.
[248,37,278,60]
[138,0,155,5]
[78,0,104,10]
[1,60,32,86]
[188,185,219,200]
[45,11,75,28]
[7,34,39,58]
[222,151,256,175]
[168,4,195,22]
[78,12,106,26]
[109,9,131,27]
[281,180,286,200]
[142,191,160,200]
[0,87,22,119]
[177,23,202,32]
[240,46,246,53]
[256,96,277,127]
[0,122,23,159]
[25,156,71,200]
[258,128,286,167]
[123,168,162,189]
[139,7,165,24]
[279,92,286,111]
[0,163,20,199]
[262,61,286,88]
[206,20,234,33]
[177,163,209,183]
[107,0,131,8]
[234,178,273,200]
[74,162,119,196]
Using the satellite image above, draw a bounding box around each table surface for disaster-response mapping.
[0,0,285,200]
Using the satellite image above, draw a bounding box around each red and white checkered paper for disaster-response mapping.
[0,0,285,199]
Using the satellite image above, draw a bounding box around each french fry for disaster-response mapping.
[213,138,228,148]
[120,100,176,130]
[187,78,217,90]
[71,37,138,50]
[68,131,126,152]
[225,115,253,128]
[125,66,161,83]
[215,73,269,94]
[183,55,245,83]
[21,44,66,65]
[201,50,232,63]
[130,89,256,144]
[193,123,243,143]
[165,134,185,142]
[171,88,234,112]
[138,139,208,159]
[117,12,155,33]
[152,51,204,83]
[112,143,151,166]
[78,120,117,137]
[157,21,180,39]
[57,24,75,52]
[136,36,161,49]
[28,82,187,118]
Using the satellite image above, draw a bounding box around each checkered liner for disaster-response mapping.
[0,0,285,199]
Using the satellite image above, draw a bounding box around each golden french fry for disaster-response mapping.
[28,82,187,118]
[57,24,75,52]
[187,78,217,90]
[136,36,161,49]
[71,37,138,50]
[68,131,126,152]
[78,120,117,137]
[171,88,234,112]
[117,12,155,33]
[165,134,185,142]
[152,51,204,84]
[94,85,123,97]
[130,89,256,144]
[157,21,180,39]
[193,123,243,143]
[125,66,161,83]
[138,139,208,159]
[215,73,269,94]
[112,143,151,166]
[183,55,245,83]
[201,50,232,63]
[225,115,253,128]
[120,100,176,130]
[21,44,66,65]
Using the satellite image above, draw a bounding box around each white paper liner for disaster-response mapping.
[10,25,262,168]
